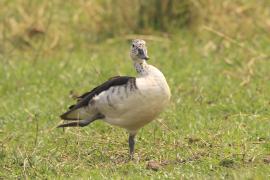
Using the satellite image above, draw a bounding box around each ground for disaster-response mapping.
[0,1,270,178]
[1,32,269,179]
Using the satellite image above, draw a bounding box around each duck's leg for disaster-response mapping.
[128,133,136,159]
[57,113,104,128]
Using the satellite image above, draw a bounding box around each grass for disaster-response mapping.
[1,32,269,179]
[1,1,270,179]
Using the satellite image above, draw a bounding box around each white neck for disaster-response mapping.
[133,60,149,76]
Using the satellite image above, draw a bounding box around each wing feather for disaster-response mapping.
[60,76,135,120]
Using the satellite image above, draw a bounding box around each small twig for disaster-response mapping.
[24,109,39,146]
[34,114,39,146]
[156,118,178,136]
[23,158,28,179]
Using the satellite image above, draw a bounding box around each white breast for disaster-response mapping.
[94,64,170,132]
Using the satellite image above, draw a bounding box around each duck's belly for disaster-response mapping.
[95,80,170,132]
[104,98,167,131]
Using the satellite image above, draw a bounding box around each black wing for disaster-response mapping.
[60,76,135,120]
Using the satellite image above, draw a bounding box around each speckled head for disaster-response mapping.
[130,39,149,61]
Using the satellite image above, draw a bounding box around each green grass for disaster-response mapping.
[1,0,270,178]
[1,32,269,179]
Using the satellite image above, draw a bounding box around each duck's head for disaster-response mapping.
[130,39,149,62]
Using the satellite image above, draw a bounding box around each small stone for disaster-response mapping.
[187,137,200,144]
[146,160,161,171]
[219,159,234,168]
[160,160,170,166]
[263,155,270,164]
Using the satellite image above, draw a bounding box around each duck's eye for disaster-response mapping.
[132,44,135,47]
